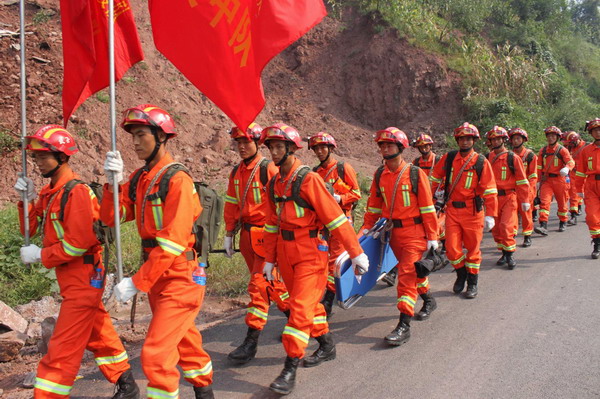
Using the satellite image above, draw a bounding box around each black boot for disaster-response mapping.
[567,211,578,226]
[505,251,517,269]
[112,370,139,399]
[464,273,478,299]
[453,267,468,294]
[382,266,397,287]
[321,290,336,319]
[415,292,437,321]
[522,235,532,247]
[578,204,582,215]
[532,209,538,222]
[270,356,300,395]
[496,251,507,266]
[592,238,600,260]
[534,221,548,236]
[228,327,260,365]
[384,313,411,346]
[558,221,566,232]
[440,239,446,254]
[193,385,215,399]
[303,333,336,367]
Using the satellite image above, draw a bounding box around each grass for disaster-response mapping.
[33,9,52,25]
[0,129,20,156]
[96,92,110,104]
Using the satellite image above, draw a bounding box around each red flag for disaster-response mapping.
[61,0,144,126]
[149,0,326,132]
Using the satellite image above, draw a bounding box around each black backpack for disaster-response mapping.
[443,150,485,202]
[488,151,516,175]
[373,164,420,198]
[230,158,270,185]
[313,161,347,181]
[268,166,329,211]
[413,154,442,170]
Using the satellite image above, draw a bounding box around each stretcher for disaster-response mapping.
[333,218,397,309]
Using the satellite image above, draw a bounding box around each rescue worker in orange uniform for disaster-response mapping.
[534,126,575,235]
[361,128,439,345]
[572,118,600,259]
[564,131,586,225]
[485,127,530,269]
[308,131,361,318]
[15,125,138,399]
[509,127,538,248]
[430,123,498,299]
[101,105,214,399]
[260,123,369,395]
[223,123,290,365]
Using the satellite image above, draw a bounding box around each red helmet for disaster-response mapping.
[413,133,434,147]
[544,126,562,137]
[26,125,78,155]
[486,126,508,140]
[308,132,337,149]
[454,123,480,139]
[229,122,262,141]
[564,131,580,145]
[374,127,409,148]
[585,118,600,132]
[259,123,303,148]
[121,104,177,136]
[508,127,528,141]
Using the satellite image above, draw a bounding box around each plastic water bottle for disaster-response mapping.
[90,268,103,289]
[193,262,207,286]
[566,174,570,184]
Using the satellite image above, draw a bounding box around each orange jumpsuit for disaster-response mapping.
[313,159,361,293]
[487,151,530,253]
[101,153,212,398]
[568,141,586,213]
[263,159,362,359]
[362,160,439,316]
[537,144,575,222]
[19,169,130,399]
[512,147,538,237]
[431,150,498,274]
[573,143,600,238]
[224,156,289,330]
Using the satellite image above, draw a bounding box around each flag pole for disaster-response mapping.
[108,0,124,282]
[19,0,30,246]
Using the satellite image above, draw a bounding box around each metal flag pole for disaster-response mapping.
[108,0,124,281]
[19,0,30,246]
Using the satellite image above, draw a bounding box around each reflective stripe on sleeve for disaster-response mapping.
[156,237,186,256]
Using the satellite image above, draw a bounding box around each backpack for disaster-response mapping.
[313,161,346,181]
[128,163,224,265]
[488,151,516,175]
[230,158,270,185]
[268,166,335,212]
[374,164,420,198]
[413,154,442,170]
[443,150,485,202]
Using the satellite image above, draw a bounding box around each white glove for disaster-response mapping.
[104,151,124,184]
[427,240,439,251]
[559,167,569,177]
[333,194,341,203]
[521,203,531,212]
[224,236,234,258]
[113,277,139,303]
[20,244,42,264]
[14,176,36,202]
[351,253,369,275]
[578,193,584,199]
[263,262,275,281]
[484,216,495,232]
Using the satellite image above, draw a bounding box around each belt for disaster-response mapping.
[498,189,515,196]
[142,238,158,248]
[547,173,559,177]
[83,254,95,265]
[142,249,195,262]
[280,229,318,241]
[243,222,263,232]
[595,175,600,181]
[392,217,423,228]
[451,201,467,208]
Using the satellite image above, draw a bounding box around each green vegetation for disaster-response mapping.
[33,9,53,25]
[95,91,110,104]
[0,129,20,155]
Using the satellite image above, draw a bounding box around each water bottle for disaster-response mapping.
[566,174,570,184]
[90,268,103,289]
[192,262,207,286]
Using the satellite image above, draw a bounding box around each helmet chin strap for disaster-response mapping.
[145,127,167,164]
[419,149,431,158]
[383,143,403,160]
[275,142,292,167]
[43,153,64,178]
[512,142,523,150]
[459,146,473,153]
[317,147,332,168]
[243,144,259,164]
[492,143,504,150]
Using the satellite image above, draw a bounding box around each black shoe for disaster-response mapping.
[592,238,600,260]
[532,210,538,222]
[385,314,411,346]
[112,370,139,399]
[228,327,260,365]
[453,267,468,294]
[567,212,578,226]
[578,204,582,215]
[193,385,215,399]
[534,222,548,236]
[303,333,336,367]
[440,239,446,254]
[558,221,566,232]
[415,293,437,321]
[522,235,532,247]
[321,290,335,319]
[505,251,517,270]
[496,252,507,266]
[382,266,397,287]
[464,273,478,299]
[270,356,300,395]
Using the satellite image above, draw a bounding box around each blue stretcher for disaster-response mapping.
[334,218,398,309]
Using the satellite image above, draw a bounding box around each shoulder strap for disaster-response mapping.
[507,151,515,175]
[59,179,84,222]
[435,154,442,164]
[152,163,190,203]
[443,150,459,195]
[413,157,421,167]
[128,167,146,203]
[409,165,419,197]
[259,158,270,186]
[374,165,385,197]
[268,175,277,205]
[337,161,345,181]
[230,164,240,180]
[474,153,485,179]
[524,149,534,164]
[291,166,313,210]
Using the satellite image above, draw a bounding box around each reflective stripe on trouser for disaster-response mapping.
[492,192,518,253]
[584,179,600,238]
[445,206,484,275]
[326,233,345,293]
[389,224,427,316]
[416,277,430,295]
[437,212,446,240]
[568,182,583,211]
[518,186,535,236]
[35,258,130,399]
[239,229,289,330]
[277,234,330,359]
[143,260,213,395]
[539,178,569,222]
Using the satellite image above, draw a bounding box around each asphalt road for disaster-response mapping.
[72,210,600,398]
